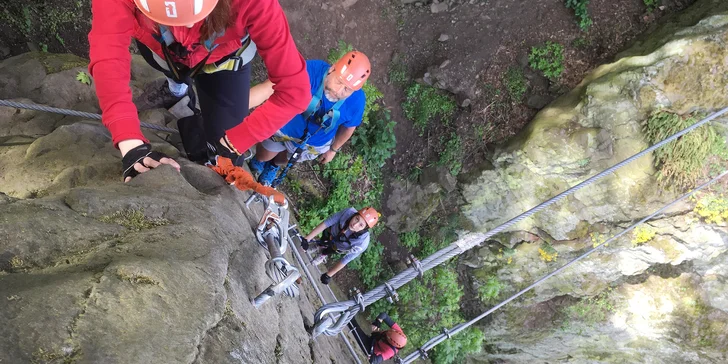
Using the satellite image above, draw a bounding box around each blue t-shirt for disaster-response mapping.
[279,60,366,147]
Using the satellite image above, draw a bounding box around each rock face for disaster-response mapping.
[0,54,357,364]
[461,0,728,241]
[384,165,458,233]
[458,1,728,363]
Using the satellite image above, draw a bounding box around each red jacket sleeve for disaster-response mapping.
[224,0,311,152]
[88,0,148,148]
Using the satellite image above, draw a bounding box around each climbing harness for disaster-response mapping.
[396,168,728,363]
[0,99,179,134]
[153,25,257,81]
[269,72,346,187]
[309,106,728,339]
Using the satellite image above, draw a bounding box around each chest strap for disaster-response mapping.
[302,72,345,135]
[155,24,222,82]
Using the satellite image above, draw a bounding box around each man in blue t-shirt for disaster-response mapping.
[246,51,371,185]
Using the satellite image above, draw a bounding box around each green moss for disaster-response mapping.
[560,291,616,331]
[402,83,456,136]
[10,256,24,268]
[31,345,81,364]
[32,347,64,363]
[116,270,159,285]
[567,220,591,240]
[672,297,726,349]
[274,336,284,360]
[503,67,527,101]
[99,210,169,231]
[438,132,464,175]
[654,237,681,260]
[224,299,235,317]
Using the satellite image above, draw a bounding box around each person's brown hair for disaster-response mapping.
[200,0,233,41]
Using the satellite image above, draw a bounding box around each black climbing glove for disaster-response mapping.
[300,237,310,250]
[122,143,169,180]
[320,273,332,285]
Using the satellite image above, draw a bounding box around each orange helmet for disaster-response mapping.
[358,207,379,229]
[133,0,218,26]
[385,329,407,349]
[333,51,371,90]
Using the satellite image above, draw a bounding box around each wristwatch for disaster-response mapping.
[331,146,341,153]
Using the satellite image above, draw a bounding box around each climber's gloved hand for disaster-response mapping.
[320,273,332,285]
[300,237,310,250]
[121,142,180,182]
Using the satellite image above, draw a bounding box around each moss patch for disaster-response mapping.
[28,52,89,74]
[99,210,169,231]
[116,270,159,285]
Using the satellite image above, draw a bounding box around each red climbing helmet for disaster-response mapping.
[358,207,379,229]
[385,329,407,349]
[333,51,371,90]
[133,0,218,26]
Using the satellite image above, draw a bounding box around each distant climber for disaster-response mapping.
[301,207,379,285]
[348,312,407,364]
[247,51,370,186]
[88,0,310,182]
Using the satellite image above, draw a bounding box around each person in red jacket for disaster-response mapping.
[88,0,311,181]
[348,312,408,363]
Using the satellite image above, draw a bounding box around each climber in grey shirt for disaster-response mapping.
[302,206,380,285]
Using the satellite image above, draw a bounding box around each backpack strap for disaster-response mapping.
[154,25,222,82]
[302,72,345,135]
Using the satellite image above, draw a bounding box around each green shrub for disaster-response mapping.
[643,0,659,11]
[400,231,420,249]
[564,0,592,31]
[642,110,726,191]
[347,241,384,289]
[478,276,503,304]
[296,154,363,233]
[388,60,409,86]
[420,235,448,257]
[350,109,396,168]
[562,292,615,329]
[362,82,383,125]
[571,37,590,48]
[403,83,456,136]
[438,133,463,175]
[529,42,565,81]
[503,67,527,101]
